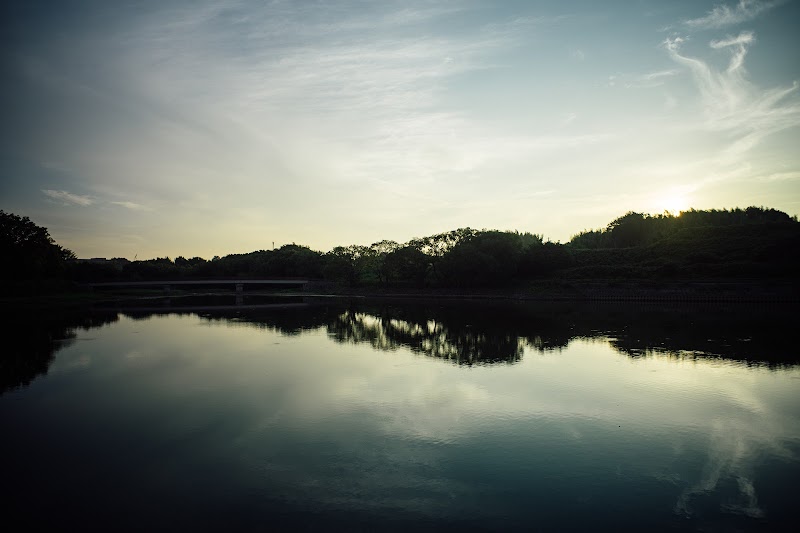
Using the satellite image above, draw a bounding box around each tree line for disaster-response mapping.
[2,206,798,289]
[68,228,572,287]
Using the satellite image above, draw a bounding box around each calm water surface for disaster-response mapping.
[2,298,798,531]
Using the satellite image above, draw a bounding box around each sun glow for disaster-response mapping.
[658,193,690,216]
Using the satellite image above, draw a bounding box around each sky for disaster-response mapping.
[1,0,799,259]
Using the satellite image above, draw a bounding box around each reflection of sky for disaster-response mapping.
[28,314,800,526]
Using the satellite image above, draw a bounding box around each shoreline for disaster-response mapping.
[304,278,800,303]
[2,278,797,310]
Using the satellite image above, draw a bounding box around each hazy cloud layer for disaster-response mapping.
[2,0,799,258]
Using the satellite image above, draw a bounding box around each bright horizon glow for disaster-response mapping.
[1,0,798,259]
[657,192,692,216]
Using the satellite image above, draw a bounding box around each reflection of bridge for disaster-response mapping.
[87,279,310,292]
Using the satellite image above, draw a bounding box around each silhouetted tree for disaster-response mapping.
[47,205,798,287]
[368,240,400,286]
[438,231,525,287]
[322,246,359,284]
[565,206,799,279]
[0,210,75,280]
[606,212,650,247]
[519,242,573,276]
[385,245,430,287]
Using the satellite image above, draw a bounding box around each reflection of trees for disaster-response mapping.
[593,304,799,367]
[5,299,794,393]
[323,301,575,365]
[198,299,575,365]
[0,311,119,394]
[300,300,800,367]
[328,310,528,365]
[193,299,799,367]
[197,302,330,336]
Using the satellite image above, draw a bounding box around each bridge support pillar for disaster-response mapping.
[235,283,244,293]
[163,284,171,293]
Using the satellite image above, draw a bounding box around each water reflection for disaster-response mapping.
[0,311,119,394]
[2,298,797,395]
[329,310,528,365]
[598,304,797,366]
[2,298,799,531]
[202,298,798,367]
[199,298,574,364]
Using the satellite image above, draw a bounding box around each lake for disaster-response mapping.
[2,296,798,531]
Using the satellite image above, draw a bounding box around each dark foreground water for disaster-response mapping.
[2,297,799,531]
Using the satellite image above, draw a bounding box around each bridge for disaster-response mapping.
[87,279,310,293]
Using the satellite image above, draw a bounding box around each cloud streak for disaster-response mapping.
[663,32,800,156]
[619,69,681,89]
[42,189,154,212]
[111,201,153,211]
[42,189,93,206]
[684,0,780,29]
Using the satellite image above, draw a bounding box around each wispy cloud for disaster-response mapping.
[663,32,800,156]
[620,69,681,89]
[642,69,681,81]
[111,201,153,211]
[710,31,755,73]
[21,0,519,218]
[757,171,800,182]
[684,0,780,29]
[98,0,576,205]
[42,189,94,206]
[42,188,153,211]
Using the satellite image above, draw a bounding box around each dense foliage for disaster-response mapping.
[567,207,799,279]
[570,207,796,249]
[3,207,798,289]
[0,210,75,280]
